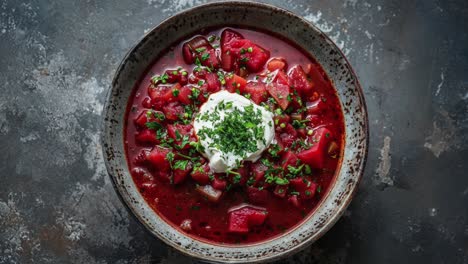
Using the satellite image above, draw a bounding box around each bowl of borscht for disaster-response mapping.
[102,1,368,263]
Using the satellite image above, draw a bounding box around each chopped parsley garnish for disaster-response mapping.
[196,102,265,160]
[201,53,210,61]
[172,89,179,97]
[195,47,206,53]
[173,160,189,170]
[151,73,169,84]
[145,122,162,130]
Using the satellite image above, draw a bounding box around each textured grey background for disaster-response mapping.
[1,0,467,263]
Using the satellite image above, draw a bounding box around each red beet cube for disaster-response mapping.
[296,127,332,169]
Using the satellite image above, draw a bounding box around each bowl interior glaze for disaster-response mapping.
[102,2,368,263]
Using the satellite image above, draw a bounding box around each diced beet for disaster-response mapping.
[196,184,222,202]
[225,74,247,93]
[164,69,180,83]
[221,29,244,51]
[296,127,332,169]
[273,185,287,198]
[244,82,268,104]
[148,85,172,110]
[278,124,297,148]
[288,195,301,208]
[162,83,182,102]
[267,57,288,71]
[273,114,291,128]
[272,70,289,86]
[147,146,171,172]
[142,97,152,108]
[281,151,299,171]
[134,109,164,128]
[289,177,317,200]
[266,82,290,110]
[227,204,268,233]
[251,162,268,186]
[190,163,211,185]
[212,178,227,190]
[289,65,314,96]
[205,72,221,92]
[167,123,196,150]
[173,162,193,184]
[131,167,153,181]
[177,85,193,105]
[133,149,150,165]
[247,186,269,205]
[201,49,220,69]
[221,51,235,72]
[228,211,249,233]
[135,129,158,144]
[182,36,211,64]
[231,40,270,73]
[162,102,184,121]
[306,98,327,114]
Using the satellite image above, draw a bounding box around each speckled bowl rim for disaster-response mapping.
[102,1,368,263]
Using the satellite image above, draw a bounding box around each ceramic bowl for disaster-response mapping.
[102,1,368,263]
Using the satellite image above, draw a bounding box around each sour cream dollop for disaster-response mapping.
[193,90,275,173]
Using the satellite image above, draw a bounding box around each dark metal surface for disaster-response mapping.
[0,0,467,263]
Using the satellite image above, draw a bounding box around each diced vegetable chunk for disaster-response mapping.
[228,204,268,233]
[244,82,268,104]
[196,184,223,202]
[296,127,332,169]
[266,82,290,110]
[288,65,314,96]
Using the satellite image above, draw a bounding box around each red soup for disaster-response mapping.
[124,27,345,244]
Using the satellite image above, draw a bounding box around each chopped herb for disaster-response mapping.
[305,190,312,196]
[195,47,206,53]
[287,164,304,175]
[290,191,300,195]
[208,35,216,42]
[275,177,289,185]
[165,152,175,166]
[247,47,253,53]
[151,73,169,84]
[181,71,188,76]
[145,121,162,130]
[326,132,330,138]
[190,205,200,211]
[201,53,210,61]
[240,57,249,63]
[198,80,204,86]
[195,57,202,66]
[317,185,322,193]
[173,160,189,170]
[172,89,179,97]
[304,165,312,174]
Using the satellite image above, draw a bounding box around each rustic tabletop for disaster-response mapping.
[1,0,467,263]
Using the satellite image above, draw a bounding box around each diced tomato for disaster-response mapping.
[266,82,290,110]
[167,123,196,150]
[225,74,247,93]
[205,72,221,92]
[173,162,193,184]
[297,127,332,169]
[196,184,222,202]
[244,82,268,104]
[281,151,299,171]
[246,186,269,205]
[190,163,211,185]
[135,129,158,144]
[147,146,171,172]
[289,65,314,96]
[227,204,268,233]
[267,57,288,71]
[162,102,184,121]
